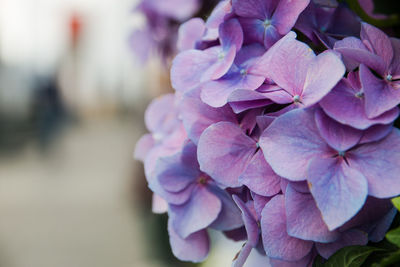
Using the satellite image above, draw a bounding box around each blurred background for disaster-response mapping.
[0,0,252,266]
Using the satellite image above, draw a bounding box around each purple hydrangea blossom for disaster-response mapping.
[334,23,400,117]
[135,0,400,265]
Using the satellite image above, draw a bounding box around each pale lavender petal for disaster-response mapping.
[360,64,400,118]
[200,73,265,107]
[209,187,244,231]
[250,31,297,77]
[134,134,154,162]
[256,86,293,104]
[316,229,368,259]
[263,38,315,97]
[348,129,400,198]
[239,150,281,197]
[145,94,177,133]
[228,89,273,114]
[261,195,313,261]
[146,0,199,21]
[260,108,331,181]
[232,242,253,267]
[152,193,168,214]
[198,122,257,187]
[180,87,237,145]
[314,109,362,152]
[272,0,310,34]
[320,79,399,129]
[177,18,206,51]
[308,157,368,230]
[168,220,210,262]
[360,23,393,69]
[302,50,345,106]
[286,184,340,243]
[206,0,232,29]
[170,185,222,238]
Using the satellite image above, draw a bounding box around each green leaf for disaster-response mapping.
[386,227,400,247]
[322,246,381,267]
[378,250,400,267]
[392,197,400,211]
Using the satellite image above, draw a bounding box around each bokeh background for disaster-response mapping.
[0,0,254,266]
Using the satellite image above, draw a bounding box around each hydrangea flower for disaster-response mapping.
[135,0,400,266]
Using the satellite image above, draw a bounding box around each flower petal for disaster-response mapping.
[272,0,310,35]
[239,150,281,197]
[285,184,340,243]
[168,220,210,262]
[170,185,222,238]
[308,157,368,230]
[260,108,331,181]
[261,195,313,261]
[198,122,257,187]
[348,129,400,198]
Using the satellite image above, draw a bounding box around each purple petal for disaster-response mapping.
[177,18,206,51]
[200,73,265,108]
[348,129,400,198]
[369,207,397,242]
[171,46,235,92]
[308,157,368,230]
[359,124,393,144]
[250,31,297,77]
[272,0,310,35]
[285,184,340,243]
[170,185,222,238]
[360,64,400,118]
[220,18,243,52]
[232,0,278,20]
[320,79,399,129]
[256,86,293,104]
[360,23,393,69]
[155,142,200,193]
[232,242,253,267]
[180,87,237,145]
[145,0,199,21]
[262,38,315,97]
[301,50,345,106]
[261,195,313,261]
[269,253,313,267]
[168,220,210,263]
[251,192,271,220]
[209,187,244,231]
[316,229,368,259]
[228,89,273,114]
[260,108,331,181]
[263,25,283,49]
[233,195,259,247]
[239,150,281,197]
[334,37,386,74]
[206,0,232,29]
[314,109,363,152]
[238,18,267,46]
[198,122,257,187]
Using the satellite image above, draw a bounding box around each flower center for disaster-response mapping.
[293,95,301,103]
[338,151,346,157]
[355,91,364,98]
[386,74,393,82]
[197,175,208,185]
[263,19,272,28]
[218,52,225,60]
[240,68,247,76]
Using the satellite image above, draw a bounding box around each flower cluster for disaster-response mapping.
[130,0,220,64]
[135,0,400,266]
